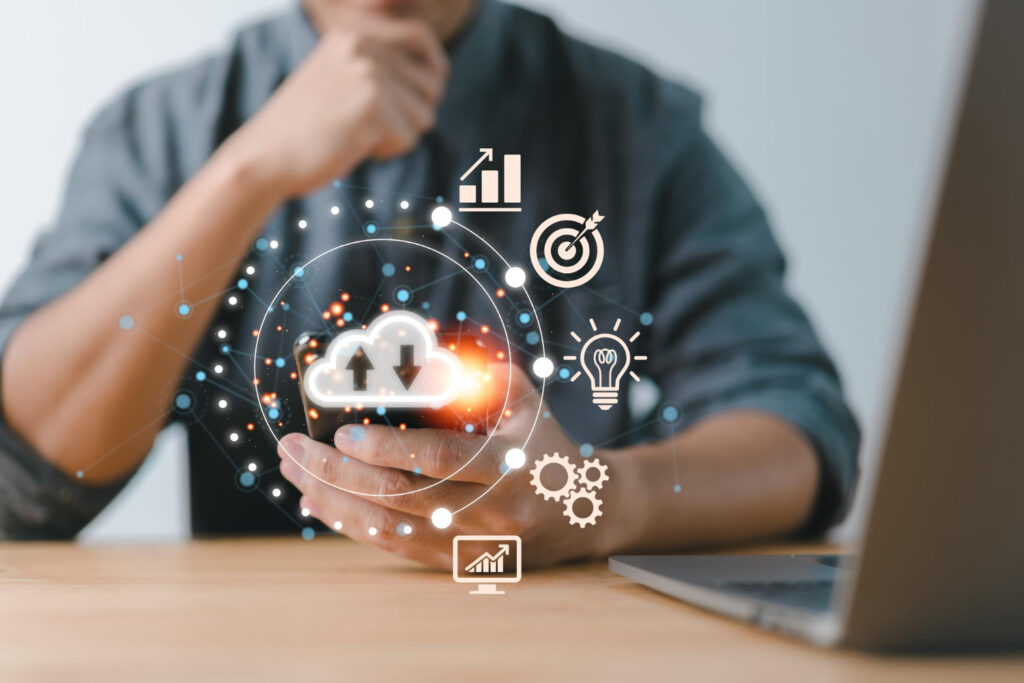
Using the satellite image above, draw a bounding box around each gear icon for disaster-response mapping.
[578,458,609,491]
[563,488,604,527]
[529,452,578,501]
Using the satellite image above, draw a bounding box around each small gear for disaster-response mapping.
[563,488,603,527]
[529,452,578,501]
[578,458,609,491]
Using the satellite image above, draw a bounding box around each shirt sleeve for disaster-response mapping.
[646,121,861,535]
[0,93,172,539]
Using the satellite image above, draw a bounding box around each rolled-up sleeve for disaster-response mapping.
[0,92,169,539]
[647,123,860,534]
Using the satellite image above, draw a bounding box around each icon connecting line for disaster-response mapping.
[458,148,522,213]
[563,318,648,410]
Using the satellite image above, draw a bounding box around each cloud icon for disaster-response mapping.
[304,311,464,408]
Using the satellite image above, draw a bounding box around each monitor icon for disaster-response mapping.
[452,535,522,595]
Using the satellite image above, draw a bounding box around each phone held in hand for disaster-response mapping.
[293,330,491,442]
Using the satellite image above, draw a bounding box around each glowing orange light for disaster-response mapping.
[426,319,439,332]
[330,302,343,316]
[341,292,350,302]
[247,423,255,431]
[481,325,490,335]
[449,343,456,351]
[363,417,370,425]
[252,330,259,337]
[496,289,506,298]
[336,318,345,327]
[497,351,505,360]
[264,358,272,366]
[344,406,352,413]
[309,339,319,349]
[410,452,416,459]
[253,378,260,385]
[405,265,411,272]
[276,325,283,332]
[463,252,470,258]
[504,409,513,418]
[289,372,297,380]
[381,304,390,312]
[261,394,273,405]
[309,409,319,419]
[303,353,316,365]
[322,311,331,320]
[399,423,407,431]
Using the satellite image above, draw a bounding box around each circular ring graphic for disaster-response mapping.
[255,238,516,499]
[529,213,605,288]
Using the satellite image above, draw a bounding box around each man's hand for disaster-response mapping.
[222,13,449,200]
[276,365,623,570]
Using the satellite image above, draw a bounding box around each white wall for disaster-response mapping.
[0,0,978,542]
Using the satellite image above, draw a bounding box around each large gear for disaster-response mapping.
[563,488,603,527]
[529,452,578,501]
[578,458,609,491]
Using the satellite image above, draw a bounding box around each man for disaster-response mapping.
[0,0,858,568]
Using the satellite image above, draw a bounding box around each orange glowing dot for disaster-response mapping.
[252,330,259,337]
[247,423,255,431]
[448,343,456,351]
[363,417,370,425]
[276,325,283,332]
[497,351,505,360]
[261,394,273,405]
[463,252,470,258]
[344,406,352,413]
[481,325,490,334]
[496,289,506,298]
[303,353,316,365]
[380,304,390,312]
[309,339,319,349]
[330,302,343,316]
[264,358,272,366]
[361,324,367,330]
[322,311,331,320]
[253,378,260,386]
[504,409,513,418]
[426,319,439,332]
[309,409,319,420]
[405,265,411,272]
[341,292,351,302]
[410,452,416,459]
[399,423,407,430]
[271,392,277,399]
[289,372,297,380]
[336,318,345,327]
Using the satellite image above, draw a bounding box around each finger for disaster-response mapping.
[379,46,446,105]
[278,433,485,516]
[334,424,501,484]
[376,18,449,81]
[292,481,453,570]
[486,362,544,430]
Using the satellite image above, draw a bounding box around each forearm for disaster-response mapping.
[600,411,820,554]
[1,142,283,483]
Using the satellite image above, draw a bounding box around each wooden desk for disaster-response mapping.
[0,538,1020,681]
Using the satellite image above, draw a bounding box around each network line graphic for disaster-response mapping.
[96,178,687,542]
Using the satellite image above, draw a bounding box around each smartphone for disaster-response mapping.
[293,330,491,443]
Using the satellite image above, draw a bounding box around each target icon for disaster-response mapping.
[529,211,605,288]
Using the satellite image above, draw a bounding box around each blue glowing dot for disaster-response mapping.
[674,484,682,493]
[414,466,421,475]
[465,424,475,433]
[580,443,594,458]
[177,303,191,316]
[473,258,486,270]
[376,406,386,416]
[334,180,342,188]
[275,357,285,368]
[293,266,304,277]
[119,315,134,330]
[396,288,410,303]
[518,312,531,325]
[195,371,206,381]
[349,426,366,442]
[558,367,571,380]
[220,344,230,354]
[366,223,378,234]
[302,527,315,541]
[174,393,192,410]
[342,456,349,463]
[543,410,551,418]
[343,311,353,322]
[76,470,84,479]
[282,303,290,310]
[381,263,395,276]
[255,238,269,252]
[268,408,280,420]
[421,302,430,310]
[640,312,654,326]
[176,254,182,261]
[526,331,540,345]
[662,405,680,422]
[456,311,467,322]
[239,471,255,487]
[435,195,444,203]
[236,278,248,290]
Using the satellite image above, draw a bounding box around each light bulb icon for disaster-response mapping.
[580,334,631,409]
[564,318,649,412]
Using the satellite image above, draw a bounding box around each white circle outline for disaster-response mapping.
[255,238,513,498]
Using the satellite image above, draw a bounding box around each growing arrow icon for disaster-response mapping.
[346,346,374,391]
[393,345,422,390]
[459,148,494,182]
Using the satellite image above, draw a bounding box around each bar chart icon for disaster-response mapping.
[458,148,521,213]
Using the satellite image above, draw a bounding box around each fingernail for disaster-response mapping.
[279,434,306,462]
[334,424,366,453]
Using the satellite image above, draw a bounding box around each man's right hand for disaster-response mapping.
[223,14,449,200]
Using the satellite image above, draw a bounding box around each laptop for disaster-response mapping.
[610,0,1024,651]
